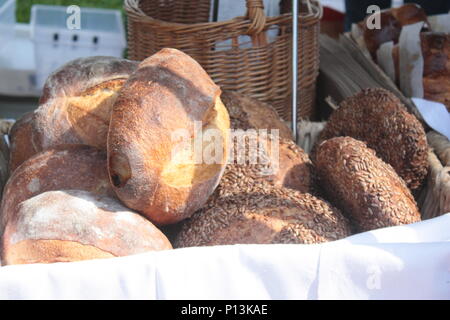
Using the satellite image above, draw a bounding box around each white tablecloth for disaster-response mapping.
[0,213,449,300]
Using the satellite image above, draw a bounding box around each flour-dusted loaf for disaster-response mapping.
[315,137,421,232]
[2,190,172,265]
[0,145,113,235]
[176,181,351,247]
[221,91,293,140]
[107,48,230,225]
[9,57,138,170]
[316,88,428,190]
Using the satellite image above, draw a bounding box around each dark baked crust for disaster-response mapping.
[176,182,351,247]
[8,112,39,172]
[316,88,428,190]
[315,137,421,232]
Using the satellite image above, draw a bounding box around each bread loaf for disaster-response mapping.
[221,91,292,140]
[421,32,450,112]
[107,48,230,225]
[176,182,351,247]
[315,137,421,232]
[9,57,138,170]
[0,145,113,235]
[2,190,172,265]
[316,88,428,190]
[9,112,38,172]
[217,131,314,198]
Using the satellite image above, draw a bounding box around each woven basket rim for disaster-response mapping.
[124,0,323,31]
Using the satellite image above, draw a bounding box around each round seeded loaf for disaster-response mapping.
[176,182,351,247]
[314,136,421,232]
[0,145,113,236]
[107,48,230,225]
[10,57,138,170]
[2,190,172,265]
[316,88,428,190]
[221,91,293,140]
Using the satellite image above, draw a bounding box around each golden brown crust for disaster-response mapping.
[0,145,113,235]
[107,48,230,225]
[315,137,421,232]
[8,112,39,172]
[2,190,172,265]
[221,91,292,140]
[30,56,138,154]
[421,32,450,112]
[175,183,351,247]
[317,88,428,190]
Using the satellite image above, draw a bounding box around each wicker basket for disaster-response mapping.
[125,0,322,120]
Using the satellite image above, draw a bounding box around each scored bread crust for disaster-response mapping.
[221,91,293,140]
[176,182,351,247]
[0,145,113,236]
[316,88,428,190]
[20,57,139,162]
[315,137,421,232]
[107,48,230,225]
[2,190,172,265]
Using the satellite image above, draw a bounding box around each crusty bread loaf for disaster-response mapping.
[176,182,351,247]
[9,57,138,170]
[315,137,421,232]
[9,112,38,172]
[221,91,292,140]
[2,190,172,265]
[316,88,428,190]
[107,48,230,225]
[0,145,113,235]
[421,32,450,112]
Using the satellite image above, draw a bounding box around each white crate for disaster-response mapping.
[30,5,126,90]
[0,0,15,46]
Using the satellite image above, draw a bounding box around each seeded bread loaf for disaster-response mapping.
[219,131,314,198]
[2,190,172,265]
[0,145,113,235]
[316,88,428,190]
[9,57,138,170]
[176,181,351,247]
[315,137,421,232]
[107,48,230,225]
[221,91,293,140]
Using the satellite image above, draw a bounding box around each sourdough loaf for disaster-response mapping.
[2,190,172,265]
[107,48,230,225]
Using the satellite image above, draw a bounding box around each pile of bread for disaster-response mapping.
[0,48,429,265]
[356,3,450,111]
